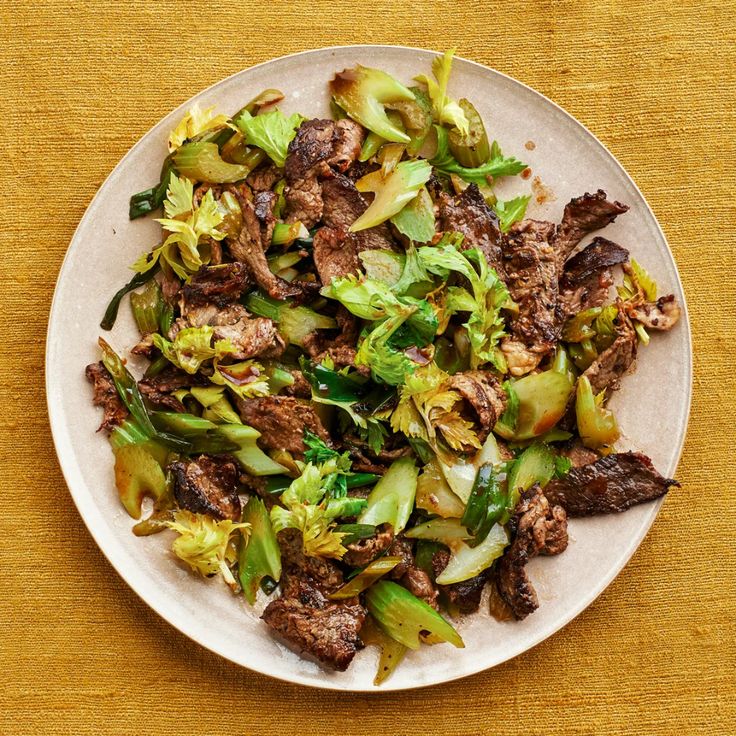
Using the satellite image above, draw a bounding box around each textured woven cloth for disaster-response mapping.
[1,1,735,734]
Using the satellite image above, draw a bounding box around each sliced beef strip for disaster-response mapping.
[544,451,679,517]
[342,523,394,568]
[180,263,249,310]
[557,237,629,318]
[582,305,638,394]
[496,485,569,620]
[281,369,312,399]
[246,163,281,193]
[559,439,601,468]
[138,366,207,413]
[254,190,278,248]
[227,183,303,300]
[302,305,363,370]
[261,529,365,672]
[552,190,629,269]
[283,118,364,228]
[449,371,507,442]
[625,294,681,331]
[85,362,128,432]
[170,455,241,521]
[312,174,395,285]
[384,535,439,609]
[236,396,331,457]
[438,184,505,276]
[431,549,487,614]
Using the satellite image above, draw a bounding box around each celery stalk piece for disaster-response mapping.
[405,518,473,543]
[358,457,418,534]
[129,279,164,335]
[113,444,167,519]
[100,268,157,331]
[434,524,509,585]
[239,498,282,605]
[350,160,433,232]
[447,99,490,168]
[360,615,408,685]
[216,425,288,476]
[366,580,464,650]
[575,375,620,450]
[328,557,402,599]
[173,142,251,183]
[330,65,415,143]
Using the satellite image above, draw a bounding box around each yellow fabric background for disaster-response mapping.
[1,1,734,733]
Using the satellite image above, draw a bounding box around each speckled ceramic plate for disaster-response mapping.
[46,45,692,691]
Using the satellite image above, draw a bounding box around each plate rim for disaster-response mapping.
[45,44,693,691]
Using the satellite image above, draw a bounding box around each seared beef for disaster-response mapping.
[552,190,629,268]
[246,163,281,193]
[236,396,331,457]
[342,523,394,568]
[625,294,681,331]
[438,184,505,276]
[582,306,638,393]
[559,440,600,468]
[138,366,207,412]
[431,549,487,614]
[501,219,558,375]
[383,535,439,609]
[496,486,568,620]
[312,174,395,285]
[254,190,278,247]
[212,316,286,360]
[261,529,366,671]
[180,263,249,309]
[302,305,362,368]
[544,451,678,516]
[227,183,303,300]
[170,455,241,521]
[558,237,629,318]
[449,370,507,441]
[283,118,364,228]
[282,369,312,399]
[85,361,128,431]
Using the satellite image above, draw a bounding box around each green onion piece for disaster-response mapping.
[129,155,176,220]
[239,497,282,605]
[100,268,157,330]
[460,463,507,546]
[129,279,163,335]
[333,523,377,545]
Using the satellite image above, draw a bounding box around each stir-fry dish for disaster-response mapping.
[86,50,681,682]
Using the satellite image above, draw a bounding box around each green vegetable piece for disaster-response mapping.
[494,195,532,233]
[234,108,303,168]
[351,160,432,231]
[435,524,509,585]
[129,279,164,335]
[460,463,506,545]
[113,444,167,519]
[360,614,408,685]
[100,268,157,331]
[493,366,575,441]
[271,221,309,247]
[415,459,466,518]
[329,556,402,599]
[243,292,336,347]
[239,497,282,605]
[390,186,436,244]
[506,443,556,510]
[405,518,473,543]
[333,523,377,545]
[448,99,490,168]
[129,154,176,220]
[330,65,415,143]
[431,127,526,185]
[388,86,433,156]
[562,307,604,343]
[575,375,620,450]
[365,580,464,650]
[172,142,251,183]
[358,457,418,534]
[414,48,469,135]
[216,424,289,476]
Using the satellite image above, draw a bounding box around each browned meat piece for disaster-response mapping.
[552,190,629,268]
[138,366,207,413]
[254,190,278,248]
[501,219,558,374]
[180,263,249,309]
[312,174,395,285]
[236,396,331,457]
[387,535,414,579]
[625,294,681,331]
[213,316,286,360]
[170,455,241,521]
[431,549,487,614]
[499,338,544,377]
[583,306,638,393]
[302,305,362,369]
[130,333,156,359]
[227,183,303,300]
[449,370,507,441]
[282,369,312,399]
[558,237,630,318]
[438,184,505,276]
[85,362,128,432]
[246,163,281,192]
[341,432,412,476]
[559,440,600,468]
[342,523,394,568]
[544,451,679,517]
[382,535,440,608]
[262,578,365,671]
[283,119,364,228]
[262,529,365,671]
[496,486,568,619]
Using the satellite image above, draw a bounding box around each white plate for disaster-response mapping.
[46,45,692,691]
